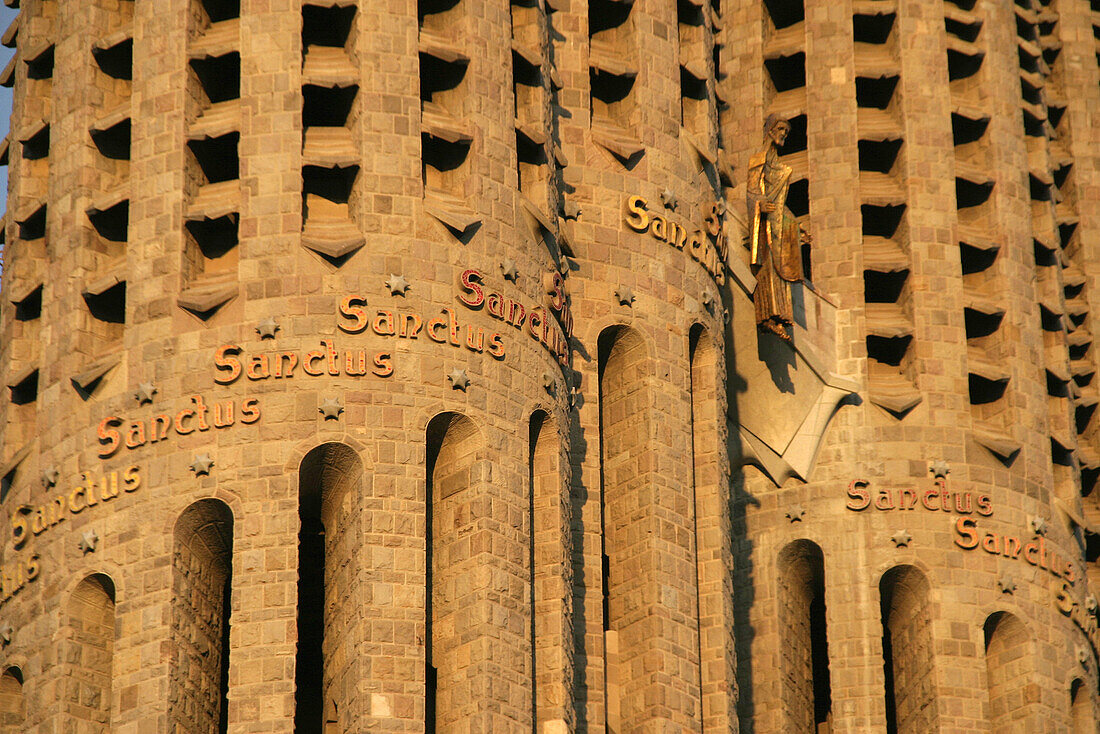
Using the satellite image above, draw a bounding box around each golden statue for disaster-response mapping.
[747,114,811,342]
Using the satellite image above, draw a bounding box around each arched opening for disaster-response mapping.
[598,325,649,733]
[295,442,363,733]
[170,498,234,733]
[0,666,24,729]
[64,573,116,729]
[424,411,481,730]
[690,324,735,730]
[777,540,831,731]
[1070,677,1093,732]
[879,565,937,733]
[984,611,1037,730]
[599,324,700,729]
[425,411,528,729]
[530,408,569,729]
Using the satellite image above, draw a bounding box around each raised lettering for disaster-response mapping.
[214,345,243,384]
[338,296,369,334]
[954,517,979,549]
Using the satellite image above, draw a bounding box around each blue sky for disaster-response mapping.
[0,6,14,216]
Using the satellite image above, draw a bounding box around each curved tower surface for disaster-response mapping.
[0,0,1097,731]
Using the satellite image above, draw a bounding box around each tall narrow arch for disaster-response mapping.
[598,324,650,733]
[425,411,528,729]
[529,408,571,729]
[689,323,736,730]
[64,573,116,729]
[0,666,24,730]
[1070,677,1094,732]
[170,498,234,733]
[879,565,937,733]
[777,539,831,731]
[424,411,481,730]
[598,323,702,729]
[984,611,1038,730]
[295,442,364,733]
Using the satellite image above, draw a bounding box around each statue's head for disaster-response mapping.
[763,114,791,148]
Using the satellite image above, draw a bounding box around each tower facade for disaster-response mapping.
[0,0,1095,732]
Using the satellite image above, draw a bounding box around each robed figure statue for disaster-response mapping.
[747,114,811,342]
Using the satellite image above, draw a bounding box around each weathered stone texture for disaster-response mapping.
[0,0,1096,732]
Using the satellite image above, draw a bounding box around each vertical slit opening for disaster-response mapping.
[853,13,896,43]
[83,282,127,324]
[186,216,239,260]
[26,45,54,79]
[188,133,240,183]
[88,201,130,242]
[764,53,806,92]
[91,119,132,160]
[14,285,42,321]
[855,76,898,108]
[190,53,241,103]
[21,126,49,160]
[864,270,908,303]
[866,335,911,366]
[92,39,133,80]
[859,139,902,173]
[303,84,358,126]
[9,369,38,405]
[589,0,632,34]
[201,0,241,23]
[762,0,804,29]
[302,4,355,46]
[295,489,326,733]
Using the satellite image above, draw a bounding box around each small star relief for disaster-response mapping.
[660,189,678,210]
[0,622,12,646]
[890,530,912,548]
[501,259,519,282]
[256,317,280,340]
[562,201,582,221]
[133,382,158,405]
[41,468,59,489]
[448,368,470,392]
[1029,515,1048,537]
[785,505,805,523]
[385,274,410,296]
[996,575,1016,594]
[78,529,99,555]
[542,372,555,395]
[615,287,635,307]
[319,397,344,421]
[189,454,215,477]
[929,460,950,479]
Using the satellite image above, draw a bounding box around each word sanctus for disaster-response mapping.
[623,195,727,284]
[1055,581,1100,660]
[11,466,142,549]
[98,396,260,458]
[216,340,400,383]
[846,479,993,516]
[456,269,569,367]
[954,517,1077,584]
[334,303,506,360]
[0,554,38,607]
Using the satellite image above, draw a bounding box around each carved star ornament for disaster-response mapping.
[319,397,344,420]
[189,454,215,476]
